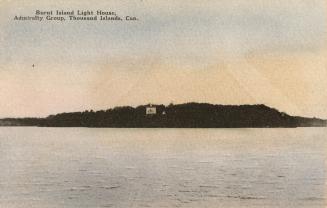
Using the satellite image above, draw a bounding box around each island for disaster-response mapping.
[0,103,326,128]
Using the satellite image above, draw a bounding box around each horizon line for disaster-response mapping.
[1,102,326,120]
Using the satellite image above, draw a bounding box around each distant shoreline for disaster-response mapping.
[1,103,326,128]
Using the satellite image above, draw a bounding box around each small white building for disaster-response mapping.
[146,105,157,115]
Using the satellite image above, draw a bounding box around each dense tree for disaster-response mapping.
[0,103,326,128]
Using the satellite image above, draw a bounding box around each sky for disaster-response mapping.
[0,0,327,118]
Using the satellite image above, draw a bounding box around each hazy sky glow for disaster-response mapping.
[0,0,327,118]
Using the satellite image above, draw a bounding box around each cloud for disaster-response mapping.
[0,0,326,117]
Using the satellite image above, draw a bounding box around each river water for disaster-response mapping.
[0,127,326,207]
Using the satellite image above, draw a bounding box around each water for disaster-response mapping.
[0,127,326,208]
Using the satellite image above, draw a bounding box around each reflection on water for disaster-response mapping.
[0,127,326,207]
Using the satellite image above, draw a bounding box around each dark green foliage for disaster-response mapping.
[0,103,326,128]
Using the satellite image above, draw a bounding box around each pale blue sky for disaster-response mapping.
[1,0,326,67]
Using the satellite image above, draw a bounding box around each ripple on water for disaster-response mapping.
[0,128,325,208]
